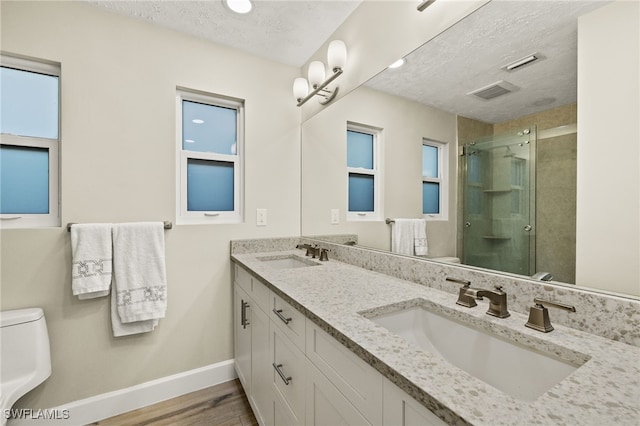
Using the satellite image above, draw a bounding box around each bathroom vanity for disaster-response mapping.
[231,239,640,425]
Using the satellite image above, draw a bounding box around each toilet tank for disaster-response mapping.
[0,308,52,384]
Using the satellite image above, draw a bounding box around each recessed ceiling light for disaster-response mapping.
[225,0,253,14]
[388,58,406,69]
[192,119,204,124]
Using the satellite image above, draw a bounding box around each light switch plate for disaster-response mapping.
[330,209,339,224]
[257,208,267,226]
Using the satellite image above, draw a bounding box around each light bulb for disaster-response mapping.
[225,0,252,14]
[388,58,406,69]
[293,78,309,100]
[308,61,326,89]
[327,40,347,72]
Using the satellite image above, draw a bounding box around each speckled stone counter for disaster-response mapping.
[231,249,640,426]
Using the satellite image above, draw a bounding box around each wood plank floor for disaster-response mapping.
[91,379,258,426]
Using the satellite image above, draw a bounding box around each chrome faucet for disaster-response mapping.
[463,286,510,318]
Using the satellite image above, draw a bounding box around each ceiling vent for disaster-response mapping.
[502,52,545,72]
[467,80,519,101]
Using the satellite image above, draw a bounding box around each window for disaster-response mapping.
[0,55,60,228]
[177,89,243,224]
[422,139,448,220]
[347,123,381,221]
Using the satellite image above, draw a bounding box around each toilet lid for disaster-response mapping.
[0,308,44,328]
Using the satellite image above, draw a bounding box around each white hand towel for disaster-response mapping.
[111,222,167,337]
[391,219,415,256]
[413,219,429,256]
[71,224,112,300]
[391,219,429,256]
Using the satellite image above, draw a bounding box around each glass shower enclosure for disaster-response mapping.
[462,127,536,276]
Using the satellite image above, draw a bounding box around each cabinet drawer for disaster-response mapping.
[235,264,270,313]
[270,323,306,423]
[270,292,305,351]
[306,320,383,425]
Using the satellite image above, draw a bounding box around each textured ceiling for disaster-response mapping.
[88,0,362,67]
[365,1,609,124]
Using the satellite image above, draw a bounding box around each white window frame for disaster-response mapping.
[422,138,449,221]
[0,54,60,229]
[176,88,244,225]
[346,122,382,222]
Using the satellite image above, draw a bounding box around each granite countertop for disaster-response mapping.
[231,250,640,426]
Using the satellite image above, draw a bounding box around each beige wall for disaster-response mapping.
[576,0,640,295]
[0,1,300,408]
[302,86,458,256]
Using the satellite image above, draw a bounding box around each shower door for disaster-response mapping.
[462,127,536,276]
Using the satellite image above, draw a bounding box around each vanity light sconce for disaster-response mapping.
[417,0,436,12]
[293,40,347,107]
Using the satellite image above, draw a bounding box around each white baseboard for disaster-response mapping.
[8,359,237,425]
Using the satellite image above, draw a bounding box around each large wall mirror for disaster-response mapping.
[301,0,640,298]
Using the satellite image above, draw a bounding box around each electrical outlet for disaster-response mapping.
[256,208,267,226]
[330,209,339,224]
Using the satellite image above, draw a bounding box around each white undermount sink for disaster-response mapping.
[257,254,319,269]
[369,305,583,401]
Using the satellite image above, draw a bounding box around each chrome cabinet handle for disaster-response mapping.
[273,363,292,385]
[241,300,250,329]
[464,221,471,228]
[524,225,532,232]
[272,308,292,325]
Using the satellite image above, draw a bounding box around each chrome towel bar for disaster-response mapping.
[67,221,172,232]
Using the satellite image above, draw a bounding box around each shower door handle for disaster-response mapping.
[524,225,532,232]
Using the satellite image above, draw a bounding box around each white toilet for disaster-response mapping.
[0,308,52,425]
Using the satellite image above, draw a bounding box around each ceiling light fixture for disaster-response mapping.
[293,40,347,107]
[388,58,406,69]
[225,0,252,14]
[503,53,545,72]
[417,0,436,12]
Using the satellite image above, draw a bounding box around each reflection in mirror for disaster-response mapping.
[301,0,639,298]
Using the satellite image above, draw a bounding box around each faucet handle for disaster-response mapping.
[447,277,477,308]
[319,248,329,261]
[525,298,576,333]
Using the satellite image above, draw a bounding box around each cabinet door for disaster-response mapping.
[306,360,372,426]
[382,378,447,426]
[250,302,271,426]
[234,285,252,392]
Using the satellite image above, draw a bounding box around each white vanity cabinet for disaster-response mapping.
[233,263,445,426]
[233,265,271,426]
